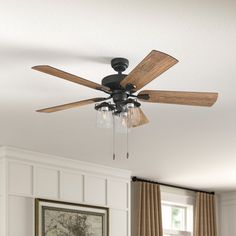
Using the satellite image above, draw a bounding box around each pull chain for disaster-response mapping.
[112,115,116,160]
[126,115,129,159]
[112,113,130,160]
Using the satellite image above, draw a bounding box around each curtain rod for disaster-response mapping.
[132,176,215,195]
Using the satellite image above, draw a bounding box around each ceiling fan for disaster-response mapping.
[32,50,218,129]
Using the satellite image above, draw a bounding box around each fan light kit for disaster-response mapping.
[32,50,218,159]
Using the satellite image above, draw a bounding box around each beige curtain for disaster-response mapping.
[194,192,217,236]
[132,181,163,236]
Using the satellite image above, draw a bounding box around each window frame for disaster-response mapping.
[162,201,193,236]
[164,229,191,236]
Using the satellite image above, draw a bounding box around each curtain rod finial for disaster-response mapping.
[132,176,137,181]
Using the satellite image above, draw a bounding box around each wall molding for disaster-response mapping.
[1,146,131,236]
[0,146,131,179]
[0,147,5,160]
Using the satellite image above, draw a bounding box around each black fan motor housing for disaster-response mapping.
[101,57,129,90]
[102,74,127,90]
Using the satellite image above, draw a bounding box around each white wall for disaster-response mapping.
[0,146,131,236]
[218,192,236,236]
[0,156,5,236]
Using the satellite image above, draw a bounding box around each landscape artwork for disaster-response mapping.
[36,199,108,236]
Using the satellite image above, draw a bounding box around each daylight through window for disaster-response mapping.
[162,202,193,236]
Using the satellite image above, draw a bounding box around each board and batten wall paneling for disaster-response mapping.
[8,162,33,196]
[35,167,59,198]
[2,146,131,236]
[84,175,107,205]
[107,179,128,209]
[0,196,4,236]
[8,196,34,236]
[0,160,4,196]
[60,171,83,202]
[110,209,128,236]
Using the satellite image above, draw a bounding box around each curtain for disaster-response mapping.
[194,192,217,236]
[132,181,163,236]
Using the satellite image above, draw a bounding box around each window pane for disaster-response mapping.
[162,205,172,230]
[171,206,185,231]
[162,202,193,236]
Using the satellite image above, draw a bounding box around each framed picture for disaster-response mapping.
[35,198,109,236]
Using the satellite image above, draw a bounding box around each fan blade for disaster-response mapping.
[120,50,178,91]
[130,108,149,127]
[138,90,218,107]
[37,97,107,113]
[32,65,111,93]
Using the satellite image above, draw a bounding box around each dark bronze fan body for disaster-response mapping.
[101,58,131,107]
[102,58,129,90]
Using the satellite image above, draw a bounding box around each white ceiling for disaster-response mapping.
[1,0,236,192]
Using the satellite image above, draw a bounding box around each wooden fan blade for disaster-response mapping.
[37,97,107,113]
[131,108,149,127]
[32,65,111,93]
[138,90,218,107]
[120,50,178,91]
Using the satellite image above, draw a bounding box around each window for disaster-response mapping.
[162,202,193,236]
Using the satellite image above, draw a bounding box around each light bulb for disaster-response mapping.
[114,112,129,133]
[128,107,141,127]
[96,106,113,129]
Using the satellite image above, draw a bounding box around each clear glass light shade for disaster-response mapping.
[96,101,147,131]
[113,103,143,132]
[114,112,130,133]
[96,106,113,128]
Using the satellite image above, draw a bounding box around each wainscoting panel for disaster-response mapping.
[0,146,131,236]
[8,162,33,196]
[60,170,83,202]
[35,167,59,198]
[8,196,34,236]
[84,175,106,205]
[0,161,3,196]
[107,179,128,209]
[0,196,4,236]
[110,209,128,236]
